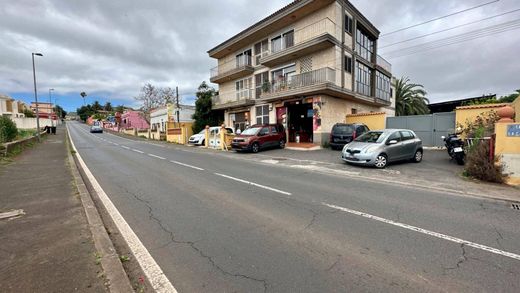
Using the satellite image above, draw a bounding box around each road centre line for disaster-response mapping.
[323,202,520,262]
[148,153,166,160]
[169,160,204,171]
[66,124,177,292]
[132,149,144,154]
[121,145,130,150]
[214,173,292,195]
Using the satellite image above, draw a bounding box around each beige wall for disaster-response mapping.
[495,122,520,185]
[512,96,520,122]
[346,112,386,130]
[455,104,507,127]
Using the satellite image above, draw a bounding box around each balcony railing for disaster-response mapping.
[212,89,254,109]
[376,55,392,73]
[262,67,336,95]
[264,18,337,57]
[210,54,253,79]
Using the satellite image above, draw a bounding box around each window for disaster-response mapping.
[375,71,391,102]
[254,40,268,65]
[271,30,294,53]
[351,108,357,114]
[236,49,252,68]
[255,72,269,99]
[259,127,269,136]
[271,64,296,91]
[256,105,270,124]
[344,56,352,73]
[387,131,402,143]
[236,77,253,99]
[270,126,278,134]
[400,131,414,141]
[345,15,353,34]
[355,27,374,61]
[356,61,372,96]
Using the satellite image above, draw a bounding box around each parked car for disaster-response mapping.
[341,129,423,168]
[330,123,369,150]
[188,126,234,147]
[90,122,103,133]
[231,124,286,153]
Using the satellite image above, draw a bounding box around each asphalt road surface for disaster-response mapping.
[68,122,520,293]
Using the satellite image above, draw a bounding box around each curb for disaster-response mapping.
[65,128,134,293]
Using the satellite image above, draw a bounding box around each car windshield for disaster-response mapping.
[198,129,205,134]
[333,125,354,134]
[241,127,261,135]
[354,131,386,143]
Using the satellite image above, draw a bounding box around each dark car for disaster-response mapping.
[231,124,286,153]
[329,123,369,150]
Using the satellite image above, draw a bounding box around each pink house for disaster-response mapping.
[120,110,149,130]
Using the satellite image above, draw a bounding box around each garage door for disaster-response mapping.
[386,112,455,147]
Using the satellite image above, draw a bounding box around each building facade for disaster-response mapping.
[150,104,196,132]
[30,102,57,119]
[208,0,394,145]
[120,110,149,130]
[0,94,28,118]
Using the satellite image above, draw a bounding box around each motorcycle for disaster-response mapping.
[442,133,465,165]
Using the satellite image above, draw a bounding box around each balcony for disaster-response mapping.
[259,18,339,67]
[210,55,254,84]
[212,90,256,110]
[376,55,392,73]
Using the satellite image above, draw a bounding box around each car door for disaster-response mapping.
[269,126,281,147]
[384,131,404,162]
[400,131,417,159]
[258,127,270,148]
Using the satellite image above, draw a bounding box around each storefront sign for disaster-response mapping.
[507,124,520,137]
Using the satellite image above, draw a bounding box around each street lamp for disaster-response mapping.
[32,52,43,142]
[49,88,54,127]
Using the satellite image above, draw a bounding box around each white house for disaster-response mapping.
[150,104,196,132]
[0,94,27,118]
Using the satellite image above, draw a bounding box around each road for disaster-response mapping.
[68,122,520,292]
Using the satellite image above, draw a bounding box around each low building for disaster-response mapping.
[207,0,395,146]
[428,94,496,113]
[0,94,27,118]
[30,102,57,119]
[150,104,196,132]
[120,110,149,130]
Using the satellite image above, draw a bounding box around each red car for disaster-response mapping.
[231,124,286,153]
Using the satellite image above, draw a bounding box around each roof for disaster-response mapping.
[428,94,496,106]
[208,0,380,58]
[455,103,509,110]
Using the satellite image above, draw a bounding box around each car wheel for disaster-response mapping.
[201,139,205,146]
[251,142,260,153]
[279,139,285,149]
[374,154,388,169]
[413,150,423,163]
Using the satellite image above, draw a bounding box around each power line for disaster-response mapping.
[381,0,500,36]
[380,8,520,49]
[384,19,520,59]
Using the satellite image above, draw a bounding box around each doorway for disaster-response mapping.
[287,103,313,143]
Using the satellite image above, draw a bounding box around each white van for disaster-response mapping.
[188,126,234,147]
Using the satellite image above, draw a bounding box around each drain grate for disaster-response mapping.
[512,203,520,210]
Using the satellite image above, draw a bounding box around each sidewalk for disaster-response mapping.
[0,126,107,292]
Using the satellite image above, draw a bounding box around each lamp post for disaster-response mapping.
[49,88,54,127]
[32,53,43,142]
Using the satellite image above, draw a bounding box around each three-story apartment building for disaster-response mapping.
[208,0,394,145]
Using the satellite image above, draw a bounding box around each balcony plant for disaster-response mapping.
[261,81,271,93]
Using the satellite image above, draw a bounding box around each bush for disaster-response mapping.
[0,116,18,143]
[464,141,507,183]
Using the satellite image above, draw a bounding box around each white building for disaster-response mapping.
[150,104,196,132]
[0,94,27,118]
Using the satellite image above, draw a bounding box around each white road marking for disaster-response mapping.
[67,124,177,293]
[132,149,144,154]
[214,173,292,195]
[170,160,204,171]
[113,143,119,146]
[148,154,166,160]
[121,145,130,150]
[323,202,520,261]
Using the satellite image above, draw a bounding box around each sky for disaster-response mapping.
[1,0,519,112]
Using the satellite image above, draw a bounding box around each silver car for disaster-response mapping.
[341,129,423,168]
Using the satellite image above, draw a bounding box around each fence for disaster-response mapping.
[386,112,455,147]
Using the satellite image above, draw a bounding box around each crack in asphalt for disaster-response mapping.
[443,243,468,272]
[325,256,341,272]
[118,184,269,292]
[491,224,505,250]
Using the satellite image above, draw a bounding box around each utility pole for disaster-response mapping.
[32,53,43,142]
[176,86,180,126]
[49,88,54,127]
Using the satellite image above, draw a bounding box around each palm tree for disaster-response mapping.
[393,77,430,116]
[80,92,87,105]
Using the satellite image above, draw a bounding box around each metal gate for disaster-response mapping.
[386,112,455,147]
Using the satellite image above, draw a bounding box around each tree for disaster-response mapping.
[92,100,102,111]
[76,104,94,122]
[114,104,126,113]
[0,116,18,143]
[80,92,87,105]
[498,90,519,103]
[134,83,162,123]
[394,77,430,116]
[104,102,113,112]
[192,81,220,133]
[160,87,177,105]
[23,108,35,118]
[54,105,67,119]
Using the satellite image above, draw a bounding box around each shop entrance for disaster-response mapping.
[287,103,313,143]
